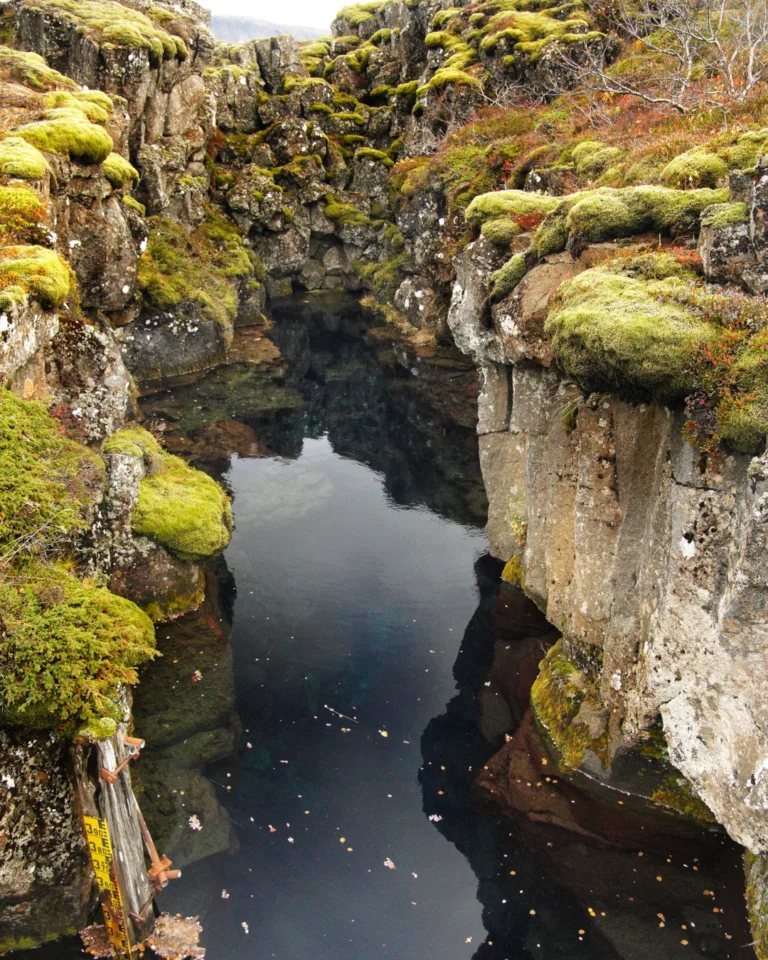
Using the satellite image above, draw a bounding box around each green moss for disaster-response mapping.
[545,266,721,403]
[0,45,78,91]
[417,66,484,97]
[531,185,728,256]
[0,137,50,180]
[370,27,392,43]
[0,245,72,310]
[572,140,623,178]
[102,151,139,187]
[481,217,523,246]
[0,389,104,560]
[501,555,524,586]
[530,638,603,770]
[137,213,253,330]
[566,192,639,242]
[701,201,749,229]
[395,80,419,98]
[122,195,146,216]
[75,716,118,741]
[661,148,729,189]
[489,252,527,301]
[300,40,331,58]
[649,775,715,824]
[104,426,232,559]
[465,189,559,229]
[323,196,371,228]
[330,111,366,126]
[0,562,156,732]
[478,8,593,62]
[335,1,385,26]
[42,89,112,123]
[309,101,333,114]
[15,109,114,165]
[0,186,47,245]
[283,75,331,92]
[745,851,768,960]
[26,0,188,61]
[354,147,394,167]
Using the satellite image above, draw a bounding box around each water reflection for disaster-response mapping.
[420,563,752,960]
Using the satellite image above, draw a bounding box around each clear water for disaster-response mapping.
[25,299,752,960]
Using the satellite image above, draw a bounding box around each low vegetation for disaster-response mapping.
[104,426,233,559]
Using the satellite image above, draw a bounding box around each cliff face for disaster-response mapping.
[450,229,768,854]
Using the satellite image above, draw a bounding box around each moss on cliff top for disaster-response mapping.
[465,189,559,229]
[24,0,188,60]
[0,562,156,733]
[14,108,114,165]
[0,389,104,561]
[102,151,139,188]
[42,89,113,123]
[545,265,720,403]
[104,426,233,560]
[137,212,253,330]
[0,245,73,310]
[0,44,77,91]
[0,137,50,180]
[528,185,728,258]
[335,1,386,26]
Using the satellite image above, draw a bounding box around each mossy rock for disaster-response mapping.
[122,194,146,216]
[354,147,394,167]
[465,189,559,230]
[0,137,50,179]
[490,252,527,302]
[530,637,605,770]
[0,245,73,310]
[745,851,768,960]
[137,213,252,330]
[0,562,156,732]
[102,151,139,188]
[481,217,522,246]
[545,264,721,403]
[323,195,371,228]
[0,389,104,559]
[0,185,47,246]
[718,329,768,453]
[104,426,233,560]
[531,185,728,257]
[572,141,623,179]
[335,1,386,26]
[700,201,749,229]
[25,0,188,61]
[15,108,114,165]
[661,148,729,189]
[0,44,78,91]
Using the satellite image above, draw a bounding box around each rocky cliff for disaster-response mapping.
[1,0,768,953]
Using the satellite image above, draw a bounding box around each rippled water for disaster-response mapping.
[26,297,752,960]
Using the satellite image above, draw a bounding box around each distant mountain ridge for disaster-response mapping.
[210,16,326,42]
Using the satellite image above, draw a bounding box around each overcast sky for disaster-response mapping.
[203,0,341,29]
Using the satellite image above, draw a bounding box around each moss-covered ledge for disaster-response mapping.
[103,425,233,560]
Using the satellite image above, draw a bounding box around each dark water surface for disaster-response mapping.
[25,298,752,960]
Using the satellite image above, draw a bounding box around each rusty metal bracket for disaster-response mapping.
[100,737,145,784]
[135,801,182,894]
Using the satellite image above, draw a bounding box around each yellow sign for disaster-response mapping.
[83,816,133,958]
